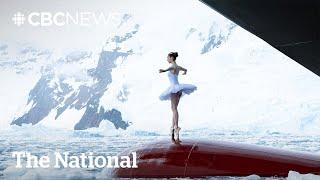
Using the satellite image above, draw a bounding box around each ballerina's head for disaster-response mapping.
[167,52,178,63]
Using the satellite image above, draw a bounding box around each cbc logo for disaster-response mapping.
[12,12,25,26]
[12,11,121,27]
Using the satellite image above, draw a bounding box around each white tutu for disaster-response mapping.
[159,71,197,101]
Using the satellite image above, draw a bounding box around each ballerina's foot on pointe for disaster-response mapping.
[170,127,175,141]
[172,127,181,142]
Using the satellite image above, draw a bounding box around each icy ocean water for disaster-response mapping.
[0,126,320,180]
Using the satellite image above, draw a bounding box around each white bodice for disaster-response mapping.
[168,71,179,85]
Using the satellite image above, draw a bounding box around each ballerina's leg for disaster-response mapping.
[171,92,182,141]
[176,91,182,141]
[170,93,179,140]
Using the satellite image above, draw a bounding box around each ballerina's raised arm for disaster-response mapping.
[159,65,187,75]
[177,66,187,75]
[159,66,173,73]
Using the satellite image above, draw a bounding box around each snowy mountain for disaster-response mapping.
[6,15,140,130]
[2,8,238,131]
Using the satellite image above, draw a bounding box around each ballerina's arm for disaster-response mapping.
[159,66,174,73]
[178,66,187,75]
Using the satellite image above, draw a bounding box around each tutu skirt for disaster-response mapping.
[159,83,197,101]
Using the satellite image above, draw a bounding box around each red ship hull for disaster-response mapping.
[111,139,320,178]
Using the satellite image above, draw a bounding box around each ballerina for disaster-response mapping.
[159,52,197,142]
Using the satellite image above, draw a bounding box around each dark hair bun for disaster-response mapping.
[169,52,179,59]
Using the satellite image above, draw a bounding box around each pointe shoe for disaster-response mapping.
[170,127,175,141]
[174,139,182,144]
[174,127,181,141]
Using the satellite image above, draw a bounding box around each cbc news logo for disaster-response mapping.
[12,11,121,27]
[12,12,25,26]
